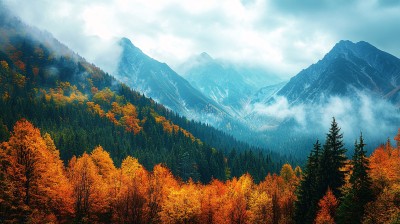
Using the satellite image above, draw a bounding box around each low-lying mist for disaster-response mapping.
[248,91,400,156]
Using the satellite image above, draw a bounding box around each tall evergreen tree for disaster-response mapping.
[294,140,321,224]
[319,117,347,199]
[336,133,373,224]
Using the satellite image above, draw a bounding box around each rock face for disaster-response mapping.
[277,40,400,105]
[116,38,229,123]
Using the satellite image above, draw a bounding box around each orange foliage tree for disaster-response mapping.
[114,156,149,223]
[147,164,179,223]
[314,188,338,224]
[0,120,73,222]
[68,152,108,223]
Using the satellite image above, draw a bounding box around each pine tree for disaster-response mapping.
[319,117,347,199]
[294,140,321,224]
[336,133,373,224]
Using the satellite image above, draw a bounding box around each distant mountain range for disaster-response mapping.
[114,37,400,154]
[116,38,231,126]
[177,52,281,116]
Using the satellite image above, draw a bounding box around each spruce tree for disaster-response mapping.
[319,117,347,199]
[294,140,321,224]
[336,133,373,224]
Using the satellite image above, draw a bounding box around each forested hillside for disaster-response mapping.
[0,10,288,184]
[1,119,399,223]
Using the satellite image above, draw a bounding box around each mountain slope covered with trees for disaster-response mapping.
[1,119,399,223]
[0,8,288,184]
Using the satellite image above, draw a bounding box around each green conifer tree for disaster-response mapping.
[336,133,373,224]
[319,117,347,199]
[294,140,321,224]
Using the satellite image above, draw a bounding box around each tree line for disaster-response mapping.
[1,119,400,223]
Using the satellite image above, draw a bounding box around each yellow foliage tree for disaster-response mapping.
[248,190,273,224]
[160,181,201,224]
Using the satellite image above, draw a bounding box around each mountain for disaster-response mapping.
[116,38,229,124]
[277,40,400,105]
[244,40,400,157]
[0,8,289,183]
[178,52,282,116]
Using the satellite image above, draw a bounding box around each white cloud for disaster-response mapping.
[250,92,400,147]
[3,0,400,79]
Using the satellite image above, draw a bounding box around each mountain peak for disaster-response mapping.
[199,52,213,60]
[194,52,214,64]
[327,40,378,60]
[118,37,146,59]
[278,40,400,104]
[119,37,141,50]
[119,37,133,45]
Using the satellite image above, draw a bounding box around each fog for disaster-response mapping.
[249,91,400,153]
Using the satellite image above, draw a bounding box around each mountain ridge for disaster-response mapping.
[276,40,400,104]
[116,37,232,125]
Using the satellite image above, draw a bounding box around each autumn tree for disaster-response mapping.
[90,146,118,222]
[68,153,107,223]
[363,132,400,224]
[363,186,400,224]
[39,133,74,221]
[314,188,338,224]
[280,163,295,183]
[147,164,179,223]
[0,143,27,223]
[0,120,73,222]
[115,156,149,224]
[6,119,46,206]
[219,174,253,224]
[160,180,201,224]
[248,189,272,224]
[199,179,227,224]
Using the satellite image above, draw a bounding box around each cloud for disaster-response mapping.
[3,0,400,80]
[253,97,306,126]
[250,92,400,150]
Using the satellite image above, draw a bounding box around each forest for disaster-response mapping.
[1,119,400,223]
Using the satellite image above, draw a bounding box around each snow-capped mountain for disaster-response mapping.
[277,40,400,105]
[178,52,281,116]
[116,38,230,124]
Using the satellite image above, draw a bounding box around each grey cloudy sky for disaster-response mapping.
[4,0,400,78]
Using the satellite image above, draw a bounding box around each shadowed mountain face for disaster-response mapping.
[277,40,400,105]
[116,38,230,124]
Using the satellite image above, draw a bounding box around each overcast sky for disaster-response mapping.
[4,0,400,78]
